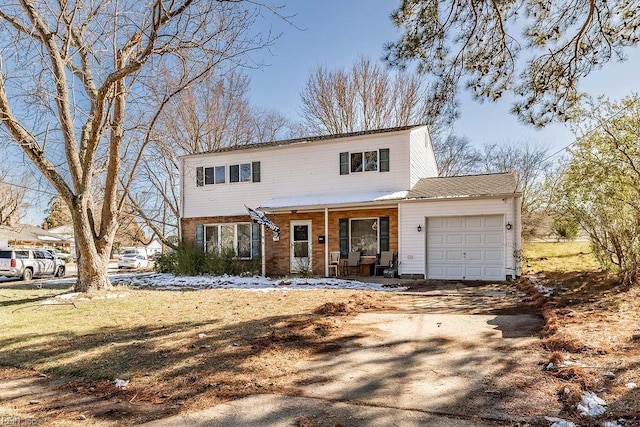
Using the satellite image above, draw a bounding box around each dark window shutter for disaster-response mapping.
[339,152,349,175]
[252,161,261,182]
[195,224,204,251]
[196,167,204,187]
[339,218,349,258]
[379,216,389,252]
[230,164,239,182]
[379,148,390,172]
[251,222,261,259]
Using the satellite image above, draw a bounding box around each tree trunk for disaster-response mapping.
[71,201,114,293]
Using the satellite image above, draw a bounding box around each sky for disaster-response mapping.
[244,0,640,155]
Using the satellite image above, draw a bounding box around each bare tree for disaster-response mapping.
[127,69,292,249]
[0,1,279,292]
[432,134,482,176]
[385,0,640,126]
[0,182,26,226]
[480,141,552,237]
[300,56,448,135]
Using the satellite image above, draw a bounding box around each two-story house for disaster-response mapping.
[180,125,522,281]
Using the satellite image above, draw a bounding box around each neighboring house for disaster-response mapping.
[180,125,522,281]
[145,239,163,257]
[0,224,71,251]
[47,224,75,256]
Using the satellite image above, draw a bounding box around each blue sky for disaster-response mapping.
[246,0,640,154]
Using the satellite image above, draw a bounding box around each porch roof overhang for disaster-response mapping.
[258,190,408,213]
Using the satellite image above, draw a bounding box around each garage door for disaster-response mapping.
[427,215,504,281]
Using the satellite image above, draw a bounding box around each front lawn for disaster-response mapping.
[0,281,389,425]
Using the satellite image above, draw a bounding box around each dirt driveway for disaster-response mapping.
[142,281,561,426]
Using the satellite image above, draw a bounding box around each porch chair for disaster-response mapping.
[374,251,395,276]
[328,251,341,277]
[343,251,361,276]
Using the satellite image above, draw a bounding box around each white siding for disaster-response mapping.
[182,130,416,218]
[409,127,438,187]
[399,197,520,279]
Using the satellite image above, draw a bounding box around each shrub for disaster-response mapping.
[154,244,260,276]
[551,217,579,241]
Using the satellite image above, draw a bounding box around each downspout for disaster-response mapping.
[514,195,522,277]
[324,207,329,277]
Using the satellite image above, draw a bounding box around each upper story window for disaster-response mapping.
[340,149,389,175]
[196,161,260,187]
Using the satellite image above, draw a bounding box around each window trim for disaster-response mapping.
[348,217,380,256]
[204,222,254,259]
[340,149,388,175]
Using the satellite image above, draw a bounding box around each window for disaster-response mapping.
[204,167,214,185]
[341,149,388,175]
[349,218,378,256]
[350,152,363,173]
[214,166,225,183]
[240,163,251,182]
[230,165,240,183]
[197,165,225,185]
[229,162,261,183]
[204,223,254,258]
[364,151,377,171]
[339,216,389,258]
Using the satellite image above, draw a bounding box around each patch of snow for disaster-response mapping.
[602,421,622,427]
[577,392,607,417]
[111,273,408,292]
[113,379,129,389]
[535,284,553,297]
[544,417,576,427]
[560,359,586,368]
[56,292,82,300]
[626,382,637,389]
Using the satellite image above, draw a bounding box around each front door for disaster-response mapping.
[290,221,312,273]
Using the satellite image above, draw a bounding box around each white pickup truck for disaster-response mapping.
[0,248,66,281]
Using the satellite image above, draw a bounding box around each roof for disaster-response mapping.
[259,191,408,212]
[0,224,69,244]
[406,172,520,200]
[259,173,518,211]
[183,124,426,157]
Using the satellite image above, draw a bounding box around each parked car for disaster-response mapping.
[120,248,148,259]
[117,253,149,269]
[46,249,71,262]
[0,248,66,280]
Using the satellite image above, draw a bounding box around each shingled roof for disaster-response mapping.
[407,172,520,200]
[185,124,426,156]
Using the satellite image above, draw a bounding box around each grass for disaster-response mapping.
[522,240,600,274]
[0,281,389,425]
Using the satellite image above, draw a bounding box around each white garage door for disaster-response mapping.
[427,215,504,281]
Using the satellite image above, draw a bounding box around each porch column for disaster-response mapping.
[324,207,329,277]
[261,224,266,277]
